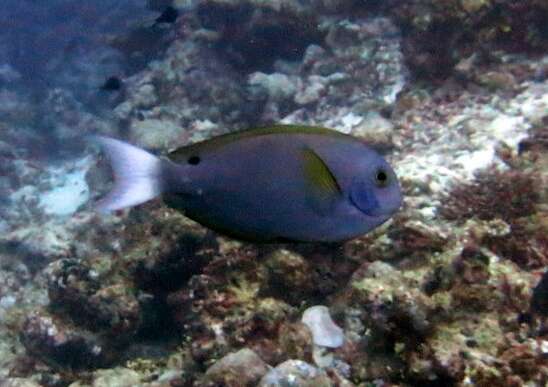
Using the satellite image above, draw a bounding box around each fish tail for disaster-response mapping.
[92,136,167,213]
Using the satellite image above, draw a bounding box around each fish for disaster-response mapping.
[93,125,402,242]
[154,6,179,25]
[100,76,122,91]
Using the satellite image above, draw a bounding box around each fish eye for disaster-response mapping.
[188,155,201,165]
[374,168,389,187]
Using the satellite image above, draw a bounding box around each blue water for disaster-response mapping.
[1,0,146,88]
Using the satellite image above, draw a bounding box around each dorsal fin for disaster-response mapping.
[167,125,352,164]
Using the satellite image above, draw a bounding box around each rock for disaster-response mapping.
[116,39,263,154]
[301,305,344,348]
[131,83,158,109]
[278,322,313,362]
[0,379,41,387]
[350,111,395,149]
[45,258,142,341]
[248,72,297,103]
[202,348,269,386]
[258,360,331,387]
[264,249,314,304]
[519,83,548,125]
[68,368,141,387]
[460,0,490,13]
[90,368,141,387]
[20,312,115,370]
[294,76,327,105]
[349,261,434,346]
[129,118,182,150]
[475,71,517,91]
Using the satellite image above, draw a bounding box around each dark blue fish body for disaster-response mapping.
[95,125,401,242]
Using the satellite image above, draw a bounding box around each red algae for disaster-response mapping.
[440,169,540,223]
[441,168,547,269]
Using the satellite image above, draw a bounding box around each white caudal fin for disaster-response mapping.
[92,136,164,213]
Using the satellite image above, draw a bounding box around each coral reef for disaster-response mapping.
[20,312,115,370]
[441,168,547,269]
[0,0,547,386]
[378,0,548,80]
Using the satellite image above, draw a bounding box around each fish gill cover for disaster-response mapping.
[0,0,547,386]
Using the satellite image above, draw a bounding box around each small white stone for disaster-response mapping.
[301,305,344,348]
[340,112,363,132]
[38,157,92,217]
[541,340,548,355]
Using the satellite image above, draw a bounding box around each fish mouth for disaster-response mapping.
[349,177,402,218]
[349,186,383,217]
[358,206,392,220]
[349,191,401,218]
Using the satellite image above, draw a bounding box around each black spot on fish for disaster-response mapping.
[155,6,178,25]
[187,155,200,165]
[100,76,122,91]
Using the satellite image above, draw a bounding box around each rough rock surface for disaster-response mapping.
[200,348,269,386]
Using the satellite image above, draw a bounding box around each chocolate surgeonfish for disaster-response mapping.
[94,125,402,242]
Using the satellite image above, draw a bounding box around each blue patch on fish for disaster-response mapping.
[93,125,402,242]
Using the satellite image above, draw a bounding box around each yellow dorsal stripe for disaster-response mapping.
[168,124,350,162]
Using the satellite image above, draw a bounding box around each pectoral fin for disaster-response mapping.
[301,148,342,215]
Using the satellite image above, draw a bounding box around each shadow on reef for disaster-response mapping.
[203,0,548,83]
[195,1,325,74]
[0,241,51,276]
[352,0,548,81]
[108,0,327,77]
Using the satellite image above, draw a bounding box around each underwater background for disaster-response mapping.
[0,0,547,386]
